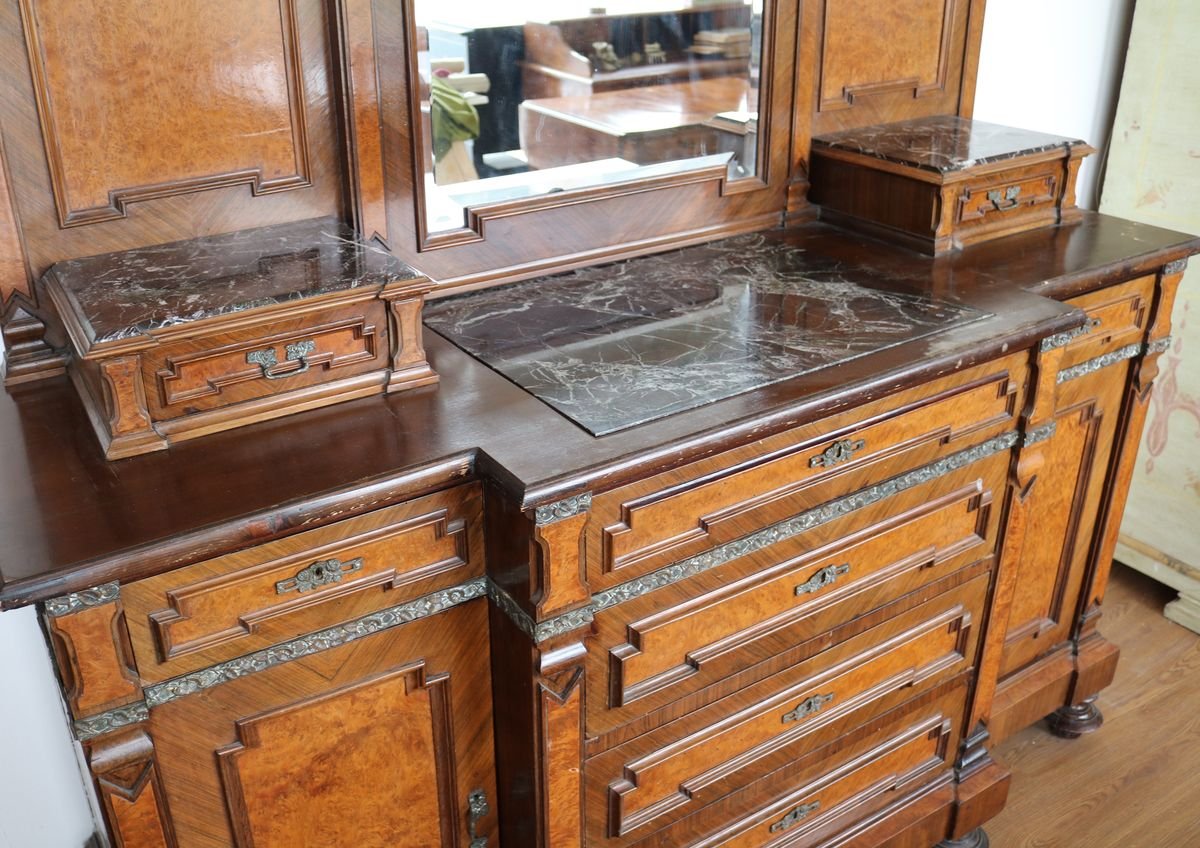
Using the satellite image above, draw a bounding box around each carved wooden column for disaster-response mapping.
[485,485,593,848]
[42,583,175,847]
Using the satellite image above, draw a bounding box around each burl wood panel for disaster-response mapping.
[149,598,496,848]
[123,483,481,682]
[810,0,974,135]
[595,579,983,841]
[86,728,176,848]
[47,600,142,718]
[18,0,309,226]
[588,455,1006,740]
[1056,275,1154,370]
[589,354,1024,590]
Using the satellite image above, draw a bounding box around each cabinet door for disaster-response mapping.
[999,363,1130,677]
[147,599,497,848]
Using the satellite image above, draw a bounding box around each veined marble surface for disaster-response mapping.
[424,231,988,435]
[814,116,1085,174]
[50,217,423,345]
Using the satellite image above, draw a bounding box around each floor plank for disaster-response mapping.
[986,564,1200,847]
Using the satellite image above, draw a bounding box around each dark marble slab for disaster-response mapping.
[813,116,1086,175]
[48,217,423,346]
[424,231,988,435]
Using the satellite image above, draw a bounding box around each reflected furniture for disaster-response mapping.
[0,1,1196,847]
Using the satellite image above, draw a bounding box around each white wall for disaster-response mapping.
[0,606,98,848]
[974,0,1136,210]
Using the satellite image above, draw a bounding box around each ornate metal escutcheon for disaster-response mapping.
[468,789,490,847]
[781,692,835,724]
[809,438,866,469]
[275,557,363,594]
[795,563,850,596]
[246,338,318,380]
[770,800,821,833]
[986,185,1022,211]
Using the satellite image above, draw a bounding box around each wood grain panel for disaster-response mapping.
[123,483,481,682]
[0,133,28,305]
[86,728,176,848]
[1057,275,1154,369]
[18,0,310,227]
[46,600,142,718]
[218,664,450,848]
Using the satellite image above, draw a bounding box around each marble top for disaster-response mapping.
[49,217,423,346]
[813,116,1086,174]
[424,231,989,435]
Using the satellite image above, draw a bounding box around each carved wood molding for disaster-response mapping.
[17,0,313,228]
[44,589,143,720]
[537,641,586,848]
[85,728,177,848]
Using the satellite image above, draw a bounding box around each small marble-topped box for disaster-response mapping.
[809,116,1094,254]
[41,217,437,459]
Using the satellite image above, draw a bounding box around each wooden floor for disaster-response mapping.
[986,564,1200,847]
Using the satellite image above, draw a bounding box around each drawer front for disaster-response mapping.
[587,354,1023,590]
[588,453,1006,737]
[956,167,1059,230]
[1060,275,1154,369]
[588,576,985,843]
[124,483,483,683]
[143,299,389,420]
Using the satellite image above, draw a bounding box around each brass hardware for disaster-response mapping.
[275,557,363,594]
[770,800,820,833]
[795,563,850,596]
[986,185,1022,211]
[246,339,317,380]
[468,789,490,848]
[809,438,865,468]
[782,692,835,723]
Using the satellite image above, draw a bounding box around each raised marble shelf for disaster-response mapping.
[46,217,423,346]
[813,116,1085,175]
[424,231,989,435]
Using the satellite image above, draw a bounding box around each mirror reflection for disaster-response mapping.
[415,0,764,233]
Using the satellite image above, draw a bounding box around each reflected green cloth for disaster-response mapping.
[430,76,480,159]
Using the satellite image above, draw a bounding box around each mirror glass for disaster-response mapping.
[414,0,765,234]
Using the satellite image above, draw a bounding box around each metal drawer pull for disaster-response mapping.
[275,557,363,595]
[468,789,490,848]
[795,563,850,596]
[782,692,835,724]
[246,339,317,380]
[987,185,1022,211]
[809,438,866,468]
[770,800,820,833]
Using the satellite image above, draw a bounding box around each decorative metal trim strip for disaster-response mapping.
[143,578,486,707]
[1023,421,1057,446]
[1163,258,1188,276]
[45,582,120,617]
[73,701,148,741]
[1056,343,1143,384]
[1146,336,1173,356]
[1039,324,1090,352]
[511,432,1021,642]
[534,493,592,525]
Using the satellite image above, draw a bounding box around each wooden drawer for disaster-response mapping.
[954,163,1060,234]
[143,300,389,420]
[615,682,967,847]
[123,483,483,683]
[586,576,985,843]
[1059,275,1155,369]
[587,354,1024,591]
[587,452,1006,738]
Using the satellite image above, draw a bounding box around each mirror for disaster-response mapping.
[414,0,765,234]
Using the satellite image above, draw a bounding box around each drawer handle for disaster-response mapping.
[795,563,850,596]
[770,800,820,833]
[468,789,490,848]
[986,185,1022,211]
[246,339,317,380]
[781,692,835,724]
[275,557,364,595]
[809,438,865,469]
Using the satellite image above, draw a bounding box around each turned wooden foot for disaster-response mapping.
[1046,696,1104,738]
[936,828,989,848]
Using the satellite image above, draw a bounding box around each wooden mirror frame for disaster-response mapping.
[335,0,800,293]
